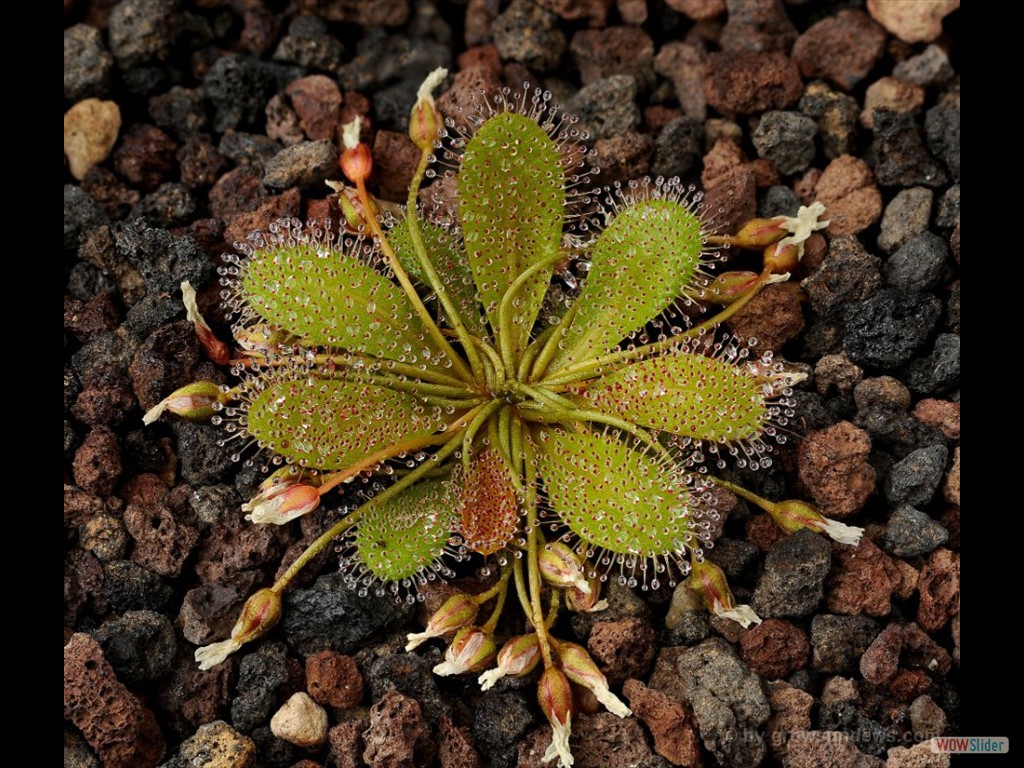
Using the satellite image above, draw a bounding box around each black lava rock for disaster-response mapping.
[203,54,279,133]
[752,110,818,175]
[752,530,832,618]
[273,15,345,71]
[802,236,882,322]
[65,24,114,100]
[111,219,212,298]
[653,116,703,178]
[810,614,880,673]
[569,75,641,141]
[93,610,177,684]
[925,104,960,182]
[101,560,173,613]
[282,572,414,656]
[149,87,208,140]
[878,188,933,254]
[108,0,180,68]
[130,183,198,228]
[173,422,236,485]
[883,504,949,557]
[905,332,960,395]
[65,185,109,255]
[871,109,947,188]
[232,641,290,733]
[884,444,948,506]
[366,649,449,722]
[492,0,566,72]
[759,185,801,218]
[842,288,941,369]
[884,231,949,292]
[472,692,537,768]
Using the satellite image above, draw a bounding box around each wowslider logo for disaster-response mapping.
[930,737,1009,754]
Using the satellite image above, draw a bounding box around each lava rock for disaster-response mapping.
[861,77,925,129]
[111,219,212,298]
[739,618,810,679]
[569,75,641,140]
[204,54,279,133]
[842,288,941,369]
[783,729,883,768]
[232,641,291,733]
[492,0,565,72]
[365,650,448,722]
[917,548,959,632]
[905,334,960,395]
[893,45,955,87]
[472,691,536,768]
[263,140,340,189]
[518,711,652,768]
[759,184,800,217]
[306,651,364,709]
[878,188,934,254]
[719,0,797,53]
[364,689,432,768]
[283,572,414,656]
[752,529,832,617]
[65,185,109,254]
[884,444,948,506]
[622,679,702,767]
[811,614,880,673]
[752,111,818,175]
[825,539,902,617]
[704,51,802,116]
[867,0,959,44]
[131,182,197,228]
[936,184,960,227]
[871,110,947,188]
[93,610,177,684]
[802,236,883,321]
[884,232,948,292]
[925,104,961,182]
[570,26,655,87]
[176,720,256,768]
[101,559,173,613]
[108,0,179,68]
[148,86,207,139]
[588,618,655,682]
[797,421,876,519]
[816,155,883,236]
[886,505,950,558]
[65,24,114,100]
[798,80,859,159]
[675,638,770,768]
[113,123,177,190]
[64,633,164,768]
[792,9,886,90]
[173,422,236,485]
[273,15,345,71]
[654,42,707,120]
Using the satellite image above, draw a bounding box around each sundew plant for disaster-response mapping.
[147,69,860,766]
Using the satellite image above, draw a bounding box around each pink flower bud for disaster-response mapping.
[539,542,591,594]
[688,557,761,629]
[340,144,372,184]
[556,642,631,717]
[409,68,447,151]
[703,271,762,305]
[181,280,230,365]
[142,381,222,425]
[731,218,787,249]
[479,633,542,690]
[537,667,574,767]
[432,627,497,676]
[243,482,320,525]
[769,499,864,546]
[763,240,800,275]
[405,593,479,650]
[195,588,282,670]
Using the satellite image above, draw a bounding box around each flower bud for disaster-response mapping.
[703,271,761,305]
[565,575,608,613]
[409,67,447,151]
[539,542,591,594]
[243,482,320,525]
[195,588,282,670]
[537,667,574,768]
[339,117,372,183]
[769,499,864,546]
[181,280,230,365]
[478,633,542,690]
[556,642,631,717]
[328,182,378,233]
[688,557,761,629]
[143,381,222,425]
[432,626,497,676]
[763,240,800,275]
[405,593,479,650]
[770,202,829,263]
[730,218,787,250]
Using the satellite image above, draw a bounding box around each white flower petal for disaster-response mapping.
[142,400,168,425]
[341,117,362,150]
[416,67,448,106]
[195,638,241,670]
[820,518,865,546]
[181,280,203,326]
[593,685,632,718]
[718,604,762,628]
[541,712,574,767]
[478,667,506,691]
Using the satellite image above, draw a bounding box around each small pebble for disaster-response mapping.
[867,0,960,44]
[65,99,122,181]
[752,111,818,175]
[270,692,329,749]
[878,188,934,253]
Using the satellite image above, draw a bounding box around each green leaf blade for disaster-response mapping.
[239,228,435,363]
[574,352,768,443]
[354,479,457,584]
[245,376,445,470]
[458,112,565,351]
[549,198,705,372]
[534,428,701,559]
